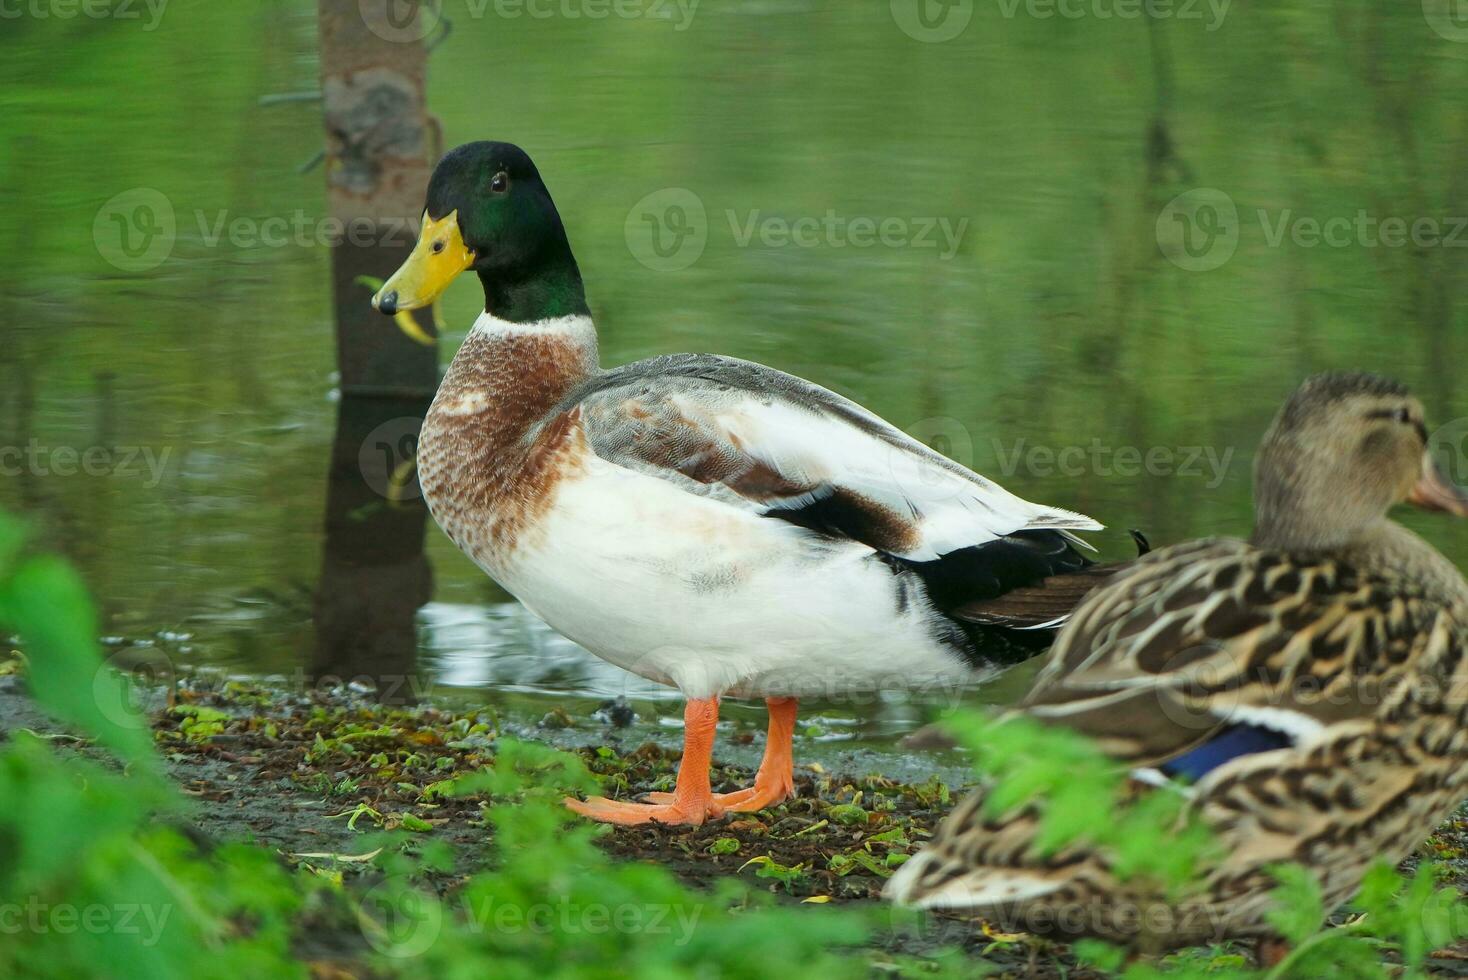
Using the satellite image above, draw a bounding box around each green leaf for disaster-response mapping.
[1,556,155,767]
[1266,864,1326,945]
[0,513,26,577]
[1073,938,1126,972]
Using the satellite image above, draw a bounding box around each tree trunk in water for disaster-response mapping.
[313,0,437,703]
[317,0,437,397]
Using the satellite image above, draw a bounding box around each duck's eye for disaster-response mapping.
[490,171,509,194]
[1369,406,1417,427]
[431,240,446,255]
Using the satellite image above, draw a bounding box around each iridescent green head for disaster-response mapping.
[372,141,589,323]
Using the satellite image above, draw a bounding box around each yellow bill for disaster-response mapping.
[372,210,476,315]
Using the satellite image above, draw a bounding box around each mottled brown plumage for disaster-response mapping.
[887,372,1468,950]
[416,323,597,567]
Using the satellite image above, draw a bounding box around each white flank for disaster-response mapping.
[476,446,991,701]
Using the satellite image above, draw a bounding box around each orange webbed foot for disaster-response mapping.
[644,696,799,814]
[640,778,793,813]
[563,793,725,826]
[565,696,722,827]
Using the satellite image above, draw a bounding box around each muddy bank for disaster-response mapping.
[4,671,1468,976]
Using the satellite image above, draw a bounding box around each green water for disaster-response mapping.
[4,0,1468,747]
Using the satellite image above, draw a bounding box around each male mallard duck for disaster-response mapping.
[372,141,1118,826]
[886,372,1468,949]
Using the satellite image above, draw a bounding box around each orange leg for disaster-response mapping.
[564,698,725,826]
[644,697,798,813]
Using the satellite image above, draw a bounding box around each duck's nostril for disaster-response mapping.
[376,290,399,315]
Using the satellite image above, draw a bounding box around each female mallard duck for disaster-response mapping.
[887,372,1468,949]
[372,141,1118,827]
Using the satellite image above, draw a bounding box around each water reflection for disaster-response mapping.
[420,601,672,698]
[5,1,1468,744]
[310,396,432,704]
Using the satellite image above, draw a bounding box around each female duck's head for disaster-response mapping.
[1252,371,1468,550]
[371,141,589,323]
